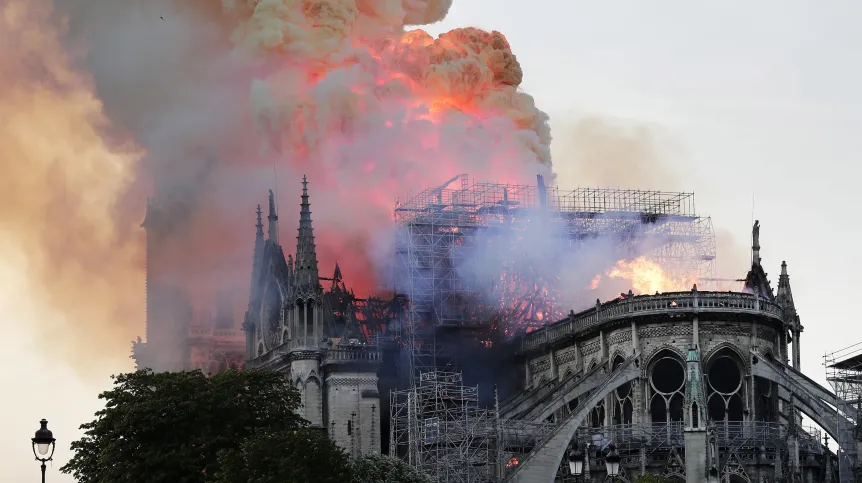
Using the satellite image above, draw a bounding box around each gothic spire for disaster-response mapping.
[246,204,267,327]
[777,261,798,322]
[255,204,264,241]
[752,220,761,266]
[295,175,320,294]
[267,189,278,244]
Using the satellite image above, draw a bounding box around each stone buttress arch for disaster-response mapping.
[506,352,642,483]
[505,359,609,421]
[748,349,845,442]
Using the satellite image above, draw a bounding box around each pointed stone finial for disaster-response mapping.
[255,204,263,239]
[267,189,278,244]
[781,260,787,275]
[295,175,319,294]
[752,220,761,266]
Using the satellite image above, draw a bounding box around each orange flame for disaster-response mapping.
[605,257,696,294]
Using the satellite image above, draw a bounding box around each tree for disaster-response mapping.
[350,453,432,483]
[212,428,352,483]
[63,368,432,483]
[634,474,674,483]
[61,369,307,483]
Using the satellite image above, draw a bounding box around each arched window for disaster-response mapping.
[612,355,634,424]
[706,349,745,422]
[648,350,686,424]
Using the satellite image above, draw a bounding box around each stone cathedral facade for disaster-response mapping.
[243,177,382,456]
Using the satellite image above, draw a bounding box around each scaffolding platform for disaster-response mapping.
[394,174,716,377]
[826,342,862,483]
[390,371,497,483]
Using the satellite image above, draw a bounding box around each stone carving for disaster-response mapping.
[555,348,578,366]
[581,339,601,355]
[639,324,693,339]
[608,330,633,345]
[325,377,378,387]
[529,357,551,374]
[702,323,752,337]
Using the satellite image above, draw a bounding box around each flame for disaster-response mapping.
[605,257,696,294]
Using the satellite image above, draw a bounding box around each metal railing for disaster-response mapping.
[566,421,822,455]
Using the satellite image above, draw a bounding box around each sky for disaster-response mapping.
[2,1,860,481]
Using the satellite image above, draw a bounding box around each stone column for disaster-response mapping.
[293,304,300,348]
[692,316,700,348]
[549,348,558,380]
[792,329,801,370]
[684,430,708,483]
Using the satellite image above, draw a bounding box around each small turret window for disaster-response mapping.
[347,421,353,436]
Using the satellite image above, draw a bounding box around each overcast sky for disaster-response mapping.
[3,1,860,481]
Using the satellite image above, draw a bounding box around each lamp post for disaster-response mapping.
[568,445,585,481]
[31,419,56,483]
[604,443,620,482]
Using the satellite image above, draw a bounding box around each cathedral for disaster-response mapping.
[242,177,382,455]
[133,176,383,457]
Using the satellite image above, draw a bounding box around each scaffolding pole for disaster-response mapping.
[393,174,717,380]
[390,371,496,483]
[826,342,862,483]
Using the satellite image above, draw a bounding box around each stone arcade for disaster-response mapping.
[501,223,842,483]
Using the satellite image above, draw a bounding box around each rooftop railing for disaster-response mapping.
[521,291,784,353]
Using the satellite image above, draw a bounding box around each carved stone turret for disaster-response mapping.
[267,189,279,244]
[684,346,707,431]
[294,175,321,297]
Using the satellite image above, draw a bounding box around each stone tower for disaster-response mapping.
[244,177,382,454]
[288,177,325,427]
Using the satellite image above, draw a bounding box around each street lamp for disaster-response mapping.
[568,445,585,479]
[32,419,56,483]
[604,443,620,480]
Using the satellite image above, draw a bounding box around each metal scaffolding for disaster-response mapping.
[393,173,716,378]
[389,371,497,483]
[826,343,862,483]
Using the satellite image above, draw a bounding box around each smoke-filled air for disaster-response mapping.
[1,0,709,372]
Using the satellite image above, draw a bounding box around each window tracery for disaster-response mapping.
[648,351,685,423]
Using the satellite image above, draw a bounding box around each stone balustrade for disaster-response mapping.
[322,345,383,365]
[520,290,784,353]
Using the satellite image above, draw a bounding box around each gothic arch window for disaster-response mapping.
[586,359,604,427]
[612,355,634,424]
[706,349,746,422]
[261,281,282,350]
[648,350,685,424]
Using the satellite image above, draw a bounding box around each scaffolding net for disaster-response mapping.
[826,342,862,483]
[394,174,716,377]
[389,371,497,483]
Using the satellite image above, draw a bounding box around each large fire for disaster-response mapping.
[603,256,697,295]
[2,0,703,373]
[173,0,556,306]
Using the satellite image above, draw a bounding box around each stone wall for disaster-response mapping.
[325,372,381,456]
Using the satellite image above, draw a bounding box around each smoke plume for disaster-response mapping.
[3,0,748,375]
[3,0,557,370]
[0,0,145,372]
